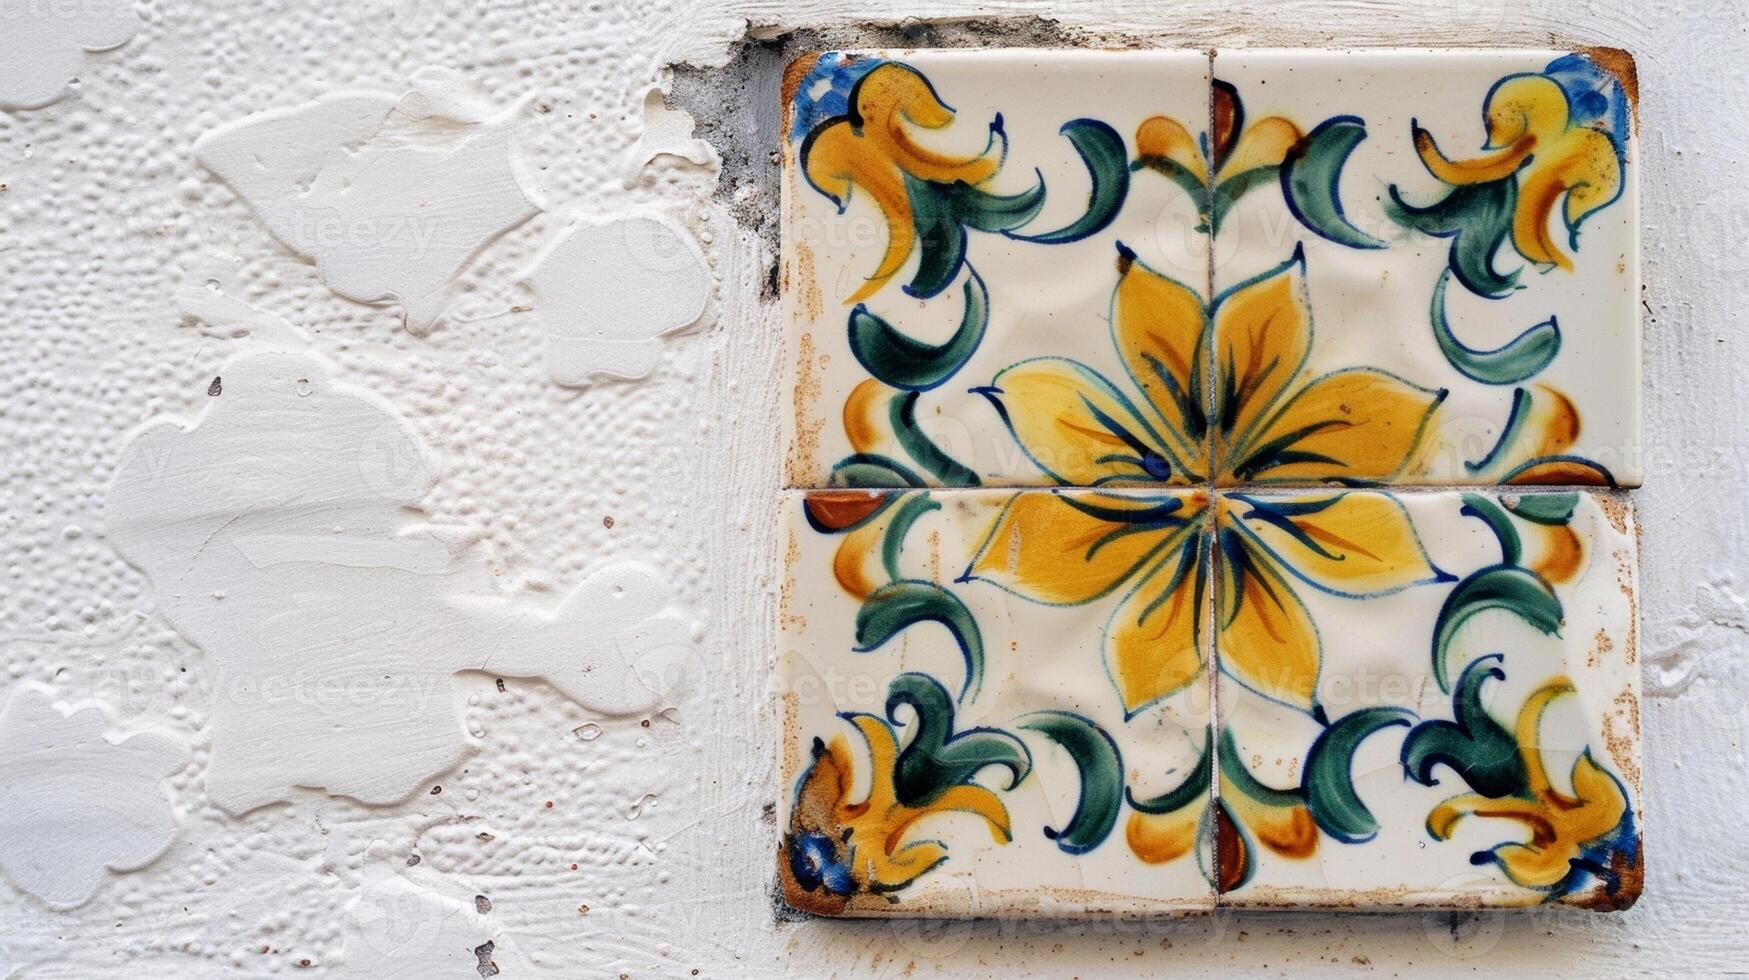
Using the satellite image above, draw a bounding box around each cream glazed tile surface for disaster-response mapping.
[777,488,1216,916]
[1208,49,1641,488]
[1213,489,1641,909]
[782,49,1211,489]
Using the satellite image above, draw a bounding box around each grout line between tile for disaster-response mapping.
[1203,48,1228,911]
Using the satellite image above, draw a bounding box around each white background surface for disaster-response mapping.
[0,0,1744,975]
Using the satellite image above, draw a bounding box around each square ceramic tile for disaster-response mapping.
[782,49,1212,489]
[777,488,1215,916]
[1209,49,1641,488]
[1210,488,1641,909]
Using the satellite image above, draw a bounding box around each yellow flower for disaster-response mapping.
[961,487,1443,716]
[1426,679,1631,891]
[970,249,1447,715]
[800,62,1003,303]
[1412,73,1624,271]
[981,246,1445,489]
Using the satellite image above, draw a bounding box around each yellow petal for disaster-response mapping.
[842,378,895,455]
[1514,679,1576,800]
[1105,532,1208,715]
[833,516,888,601]
[1215,529,1320,711]
[1483,75,1574,149]
[844,714,901,814]
[1226,492,1444,598]
[854,63,1000,185]
[1513,156,1571,269]
[1135,115,1207,183]
[965,490,1200,606]
[1112,249,1210,467]
[803,120,916,303]
[1556,128,1624,233]
[910,784,1013,844]
[986,358,1191,486]
[1527,523,1585,585]
[1562,750,1630,840]
[1514,127,1623,270]
[1126,806,1202,864]
[1216,116,1303,182]
[1229,368,1445,484]
[1413,125,1536,184]
[1426,790,1540,841]
[1221,782,1318,859]
[1213,252,1312,459]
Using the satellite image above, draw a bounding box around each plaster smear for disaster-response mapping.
[193,68,540,333]
[622,86,720,178]
[1647,574,1749,697]
[340,846,533,978]
[0,0,138,111]
[0,684,186,908]
[104,349,694,814]
[527,213,712,383]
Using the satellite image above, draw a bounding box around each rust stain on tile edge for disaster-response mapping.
[787,331,825,486]
[1579,46,1640,132]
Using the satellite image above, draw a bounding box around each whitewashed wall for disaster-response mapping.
[0,0,1742,974]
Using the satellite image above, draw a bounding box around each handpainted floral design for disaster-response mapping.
[795,55,1134,294]
[792,54,1132,407]
[1405,657,1640,907]
[1395,54,1629,292]
[1135,81,1383,246]
[781,673,1029,912]
[968,250,1449,715]
[784,50,1640,912]
[796,57,1017,304]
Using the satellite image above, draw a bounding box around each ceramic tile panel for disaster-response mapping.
[775,47,1645,918]
[1209,49,1641,488]
[777,488,1216,916]
[1211,488,1641,909]
[782,49,1213,489]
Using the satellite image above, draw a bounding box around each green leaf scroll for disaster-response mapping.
[854,580,986,703]
[1302,706,1416,843]
[848,266,989,392]
[1431,565,1563,693]
[884,672,1031,808]
[1280,116,1388,249]
[1019,712,1124,855]
[1431,269,1561,384]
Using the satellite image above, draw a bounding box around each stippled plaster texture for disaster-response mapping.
[0,0,1742,975]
